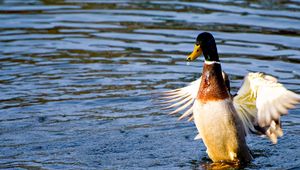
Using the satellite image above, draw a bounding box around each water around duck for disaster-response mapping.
[0,0,300,169]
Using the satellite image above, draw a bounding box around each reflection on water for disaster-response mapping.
[0,0,300,169]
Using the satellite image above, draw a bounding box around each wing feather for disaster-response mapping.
[158,78,201,120]
[234,72,300,143]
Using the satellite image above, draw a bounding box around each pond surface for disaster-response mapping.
[0,0,300,169]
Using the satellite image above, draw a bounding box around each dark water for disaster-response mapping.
[1,0,300,169]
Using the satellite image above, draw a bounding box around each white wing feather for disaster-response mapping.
[234,72,300,143]
[159,77,201,121]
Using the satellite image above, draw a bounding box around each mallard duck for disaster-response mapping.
[160,32,300,163]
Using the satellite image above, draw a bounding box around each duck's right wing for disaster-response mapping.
[159,77,201,121]
[233,72,300,144]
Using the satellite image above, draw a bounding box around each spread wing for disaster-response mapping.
[159,77,201,121]
[233,72,300,144]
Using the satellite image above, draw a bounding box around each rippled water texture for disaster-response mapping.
[1,0,300,169]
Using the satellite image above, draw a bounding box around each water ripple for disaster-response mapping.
[0,0,300,169]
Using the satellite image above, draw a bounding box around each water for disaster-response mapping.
[0,0,300,169]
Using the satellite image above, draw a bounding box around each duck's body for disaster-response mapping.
[194,98,251,162]
[160,32,300,164]
[194,62,252,163]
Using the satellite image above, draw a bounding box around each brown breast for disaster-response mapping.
[197,63,230,102]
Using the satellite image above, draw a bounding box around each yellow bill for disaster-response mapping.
[187,44,202,61]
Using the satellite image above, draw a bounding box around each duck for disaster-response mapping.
[160,32,300,164]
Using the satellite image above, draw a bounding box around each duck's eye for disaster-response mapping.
[196,44,200,46]
[197,50,199,52]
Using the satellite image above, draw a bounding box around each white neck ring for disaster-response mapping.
[205,60,221,65]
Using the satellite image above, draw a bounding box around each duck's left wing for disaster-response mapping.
[159,77,201,121]
[233,72,300,143]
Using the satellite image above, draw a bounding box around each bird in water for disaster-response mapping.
[160,32,300,164]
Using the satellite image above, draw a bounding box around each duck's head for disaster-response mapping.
[187,32,219,62]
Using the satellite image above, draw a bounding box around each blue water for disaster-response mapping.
[0,0,300,169]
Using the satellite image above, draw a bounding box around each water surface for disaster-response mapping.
[0,0,300,169]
